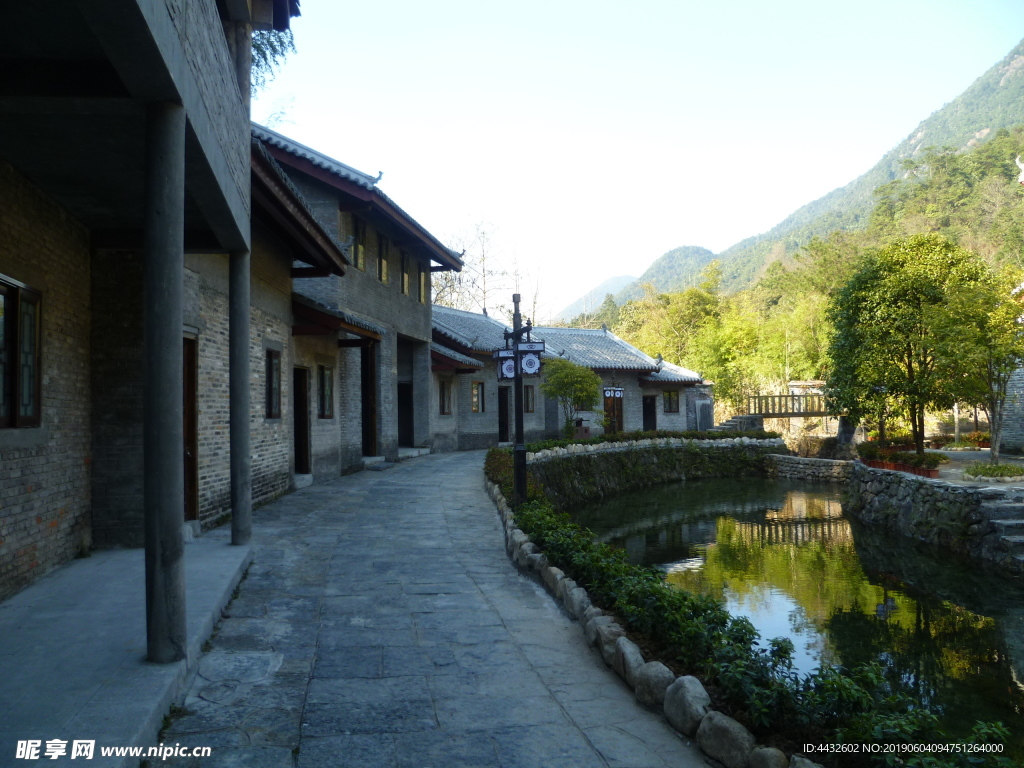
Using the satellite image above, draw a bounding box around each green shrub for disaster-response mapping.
[966,431,992,445]
[963,462,1024,478]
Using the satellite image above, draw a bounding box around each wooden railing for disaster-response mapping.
[746,394,831,417]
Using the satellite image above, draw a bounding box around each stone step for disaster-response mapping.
[999,535,1024,555]
[977,502,1024,521]
[991,519,1024,536]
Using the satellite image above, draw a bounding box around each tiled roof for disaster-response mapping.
[252,124,379,188]
[534,327,658,371]
[639,360,702,384]
[431,343,481,368]
[252,124,463,269]
[431,305,513,352]
[292,293,387,336]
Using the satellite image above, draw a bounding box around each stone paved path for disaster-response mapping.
[160,451,707,768]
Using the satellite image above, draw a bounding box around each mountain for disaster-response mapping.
[554,275,636,320]
[712,38,1024,292]
[614,246,717,303]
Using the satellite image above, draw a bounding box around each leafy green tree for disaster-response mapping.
[252,30,296,92]
[941,267,1024,462]
[540,358,602,437]
[825,235,987,454]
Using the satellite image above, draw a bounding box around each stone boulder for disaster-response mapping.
[515,541,538,567]
[582,605,604,626]
[542,566,564,593]
[663,675,710,736]
[696,711,755,768]
[634,661,675,707]
[595,621,625,666]
[566,587,591,620]
[749,746,788,768]
[789,757,824,768]
[612,636,645,688]
[584,614,615,646]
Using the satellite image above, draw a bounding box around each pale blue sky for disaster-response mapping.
[254,1,1024,318]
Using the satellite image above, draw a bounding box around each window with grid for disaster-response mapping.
[377,233,390,283]
[524,385,535,413]
[439,379,452,415]
[265,350,281,418]
[471,381,485,413]
[0,275,42,428]
[352,215,366,270]
[419,267,429,303]
[317,365,334,418]
[664,390,680,413]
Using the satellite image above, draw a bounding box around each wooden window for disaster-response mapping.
[401,252,410,295]
[317,365,334,418]
[377,232,390,283]
[419,267,429,304]
[439,379,452,415]
[265,349,281,418]
[352,216,366,270]
[471,381,485,413]
[664,390,680,413]
[524,385,535,413]
[0,275,42,428]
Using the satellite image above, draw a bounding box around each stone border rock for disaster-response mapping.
[963,473,1024,483]
[484,475,823,768]
[527,436,787,464]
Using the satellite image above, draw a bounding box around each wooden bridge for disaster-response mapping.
[746,394,834,418]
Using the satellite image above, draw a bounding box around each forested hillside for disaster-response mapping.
[554,275,635,321]
[608,124,1024,411]
[613,245,717,303]
[714,38,1024,291]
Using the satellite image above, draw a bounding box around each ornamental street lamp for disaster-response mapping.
[492,293,544,507]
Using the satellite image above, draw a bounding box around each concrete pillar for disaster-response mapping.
[143,101,187,663]
[230,249,252,545]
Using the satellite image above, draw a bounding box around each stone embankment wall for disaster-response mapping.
[527,437,788,509]
[765,454,854,482]
[845,462,1024,574]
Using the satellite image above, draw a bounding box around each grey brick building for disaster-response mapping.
[252,125,464,466]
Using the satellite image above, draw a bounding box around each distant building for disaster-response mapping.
[429,308,713,449]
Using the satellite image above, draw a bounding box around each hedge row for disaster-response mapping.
[524,428,781,453]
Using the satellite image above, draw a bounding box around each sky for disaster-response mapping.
[253,1,1024,320]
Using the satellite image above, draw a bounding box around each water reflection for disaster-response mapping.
[573,478,1024,747]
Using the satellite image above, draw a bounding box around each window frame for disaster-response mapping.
[0,275,42,429]
[663,390,680,413]
[439,379,452,415]
[419,267,429,304]
[377,232,390,284]
[352,215,366,270]
[265,349,282,419]
[401,252,410,295]
[317,364,334,419]
[524,385,535,414]
[471,381,485,413]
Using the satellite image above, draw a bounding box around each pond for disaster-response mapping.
[572,477,1024,751]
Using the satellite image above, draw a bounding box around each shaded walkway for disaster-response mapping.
[164,451,706,767]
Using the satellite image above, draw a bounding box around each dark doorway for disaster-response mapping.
[397,382,414,446]
[360,343,377,456]
[293,368,311,474]
[498,386,511,442]
[183,337,198,522]
[604,393,624,434]
[642,395,657,432]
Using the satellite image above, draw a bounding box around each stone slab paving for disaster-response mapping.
[160,451,708,768]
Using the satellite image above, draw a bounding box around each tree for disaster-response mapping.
[539,358,602,437]
[251,30,295,93]
[433,223,508,313]
[942,267,1024,462]
[825,234,987,454]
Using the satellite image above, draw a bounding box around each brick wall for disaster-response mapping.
[91,251,144,546]
[639,386,689,431]
[0,161,92,601]
[1001,369,1024,452]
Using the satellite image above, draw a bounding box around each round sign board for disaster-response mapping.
[501,359,516,379]
[521,353,541,375]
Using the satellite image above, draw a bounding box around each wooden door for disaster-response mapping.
[397,382,414,447]
[642,396,657,432]
[183,337,198,521]
[360,343,377,456]
[604,393,624,434]
[293,368,311,474]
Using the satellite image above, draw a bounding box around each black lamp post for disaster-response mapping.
[493,294,544,507]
